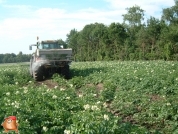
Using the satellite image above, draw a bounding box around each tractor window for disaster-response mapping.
[39,44,50,49]
[39,43,63,49]
[43,44,50,49]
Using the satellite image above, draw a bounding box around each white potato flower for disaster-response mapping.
[69,84,73,87]
[104,114,109,121]
[96,101,100,104]
[11,101,20,108]
[78,94,83,97]
[6,92,10,96]
[91,105,99,111]
[64,130,71,134]
[52,95,57,99]
[103,102,108,108]
[24,89,28,94]
[66,97,70,100]
[47,89,51,92]
[93,94,97,97]
[43,126,48,132]
[15,91,19,94]
[166,103,171,106]
[60,88,65,91]
[84,104,90,110]
[54,86,58,89]
[23,86,28,90]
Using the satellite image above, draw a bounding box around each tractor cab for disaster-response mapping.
[39,40,63,49]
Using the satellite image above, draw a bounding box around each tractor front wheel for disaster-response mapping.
[33,67,44,81]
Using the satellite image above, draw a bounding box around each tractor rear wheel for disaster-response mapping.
[61,65,70,79]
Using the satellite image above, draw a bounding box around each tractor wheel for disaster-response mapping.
[29,60,33,77]
[44,69,50,79]
[30,68,33,78]
[33,67,44,81]
[61,65,70,79]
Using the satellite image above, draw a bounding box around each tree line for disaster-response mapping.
[0,52,31,63]
[66,0,178,61]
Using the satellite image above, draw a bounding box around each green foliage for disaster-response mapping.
[0,61,178,133]
[65,2,178,61]
[0,52,31,63]
[100,81,116,102]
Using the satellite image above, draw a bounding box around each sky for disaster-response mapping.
[0,0,175,54]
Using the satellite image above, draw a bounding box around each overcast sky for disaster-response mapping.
[0,0,175,54]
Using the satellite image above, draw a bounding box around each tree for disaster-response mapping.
[122,5,145,58]
[123,5,145,27]
[162,0,178,25]
[0,54,4,63]
[66,29,79,61]
[90,23,108,60]
[57,39,67,48]
[76,23,108,61]
[16,51,23,62]
[108,22,127,60]
[136,17,163,59]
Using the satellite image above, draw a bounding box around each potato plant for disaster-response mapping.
[0,61,177,134]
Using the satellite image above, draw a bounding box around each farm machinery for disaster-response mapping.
[29,38,72,81]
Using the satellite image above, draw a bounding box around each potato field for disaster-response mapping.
[0,61,178,134]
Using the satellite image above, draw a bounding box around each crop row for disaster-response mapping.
[0,61,178,133]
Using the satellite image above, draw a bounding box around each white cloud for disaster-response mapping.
[105,0,174,9]
[105,0,175,18]
[36,8,66,19]
[0,0,6,4]
[0,6,123,41]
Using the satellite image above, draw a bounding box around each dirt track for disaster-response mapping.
[35,79,58,89]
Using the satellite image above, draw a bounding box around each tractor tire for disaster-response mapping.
[29,60,33,77]
[30,68,33,78]
[61,65,70,79]
[33,67,44,81]
[44,69,50,79]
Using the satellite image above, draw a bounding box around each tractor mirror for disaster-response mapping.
[29,45,32,50]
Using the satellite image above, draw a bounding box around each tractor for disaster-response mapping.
[29,38,72,81]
